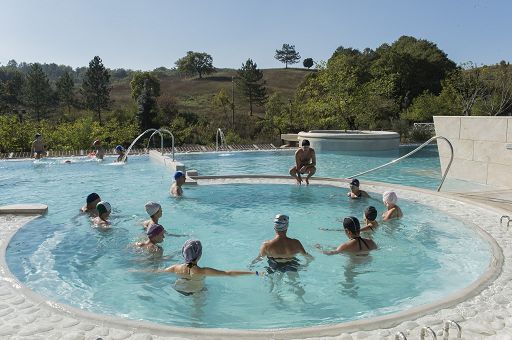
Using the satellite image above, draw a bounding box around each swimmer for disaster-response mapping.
[143,201,162,230]
[347,178,370,199]
[80,193,101,214]
[92,140,105,160]
[92,201,111,227]
[382,191,403,221]
[31,133,47,159]
[316,216,377,254]
[289,139,316,185]
[360,206,379,232]
[252,214,313,270]
[170,171,186,197]
[158,239,258,295]
[115,145,127,162]
[135,223,165,253]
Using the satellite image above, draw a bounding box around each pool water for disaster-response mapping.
[175,145,442,189]
[3,154,490,329]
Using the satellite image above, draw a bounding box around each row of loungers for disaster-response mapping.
[0,144,278,159]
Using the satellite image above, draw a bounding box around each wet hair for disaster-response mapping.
[343,216,360,234]
[364,206,378,221]
[301,139,310,147]
[86,193,100,204]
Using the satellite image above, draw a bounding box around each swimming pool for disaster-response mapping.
[2,153,492,329]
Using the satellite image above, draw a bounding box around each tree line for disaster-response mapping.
[1,36,511,153]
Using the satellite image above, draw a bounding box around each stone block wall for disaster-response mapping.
[433,116,512,188]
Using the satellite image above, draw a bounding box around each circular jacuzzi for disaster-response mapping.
[298,130,400,152]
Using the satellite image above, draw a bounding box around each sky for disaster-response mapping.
[1,0,511,71]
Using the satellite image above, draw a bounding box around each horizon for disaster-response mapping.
[1,0,511,71]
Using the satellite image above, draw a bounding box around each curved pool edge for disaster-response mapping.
[0,177,509,339]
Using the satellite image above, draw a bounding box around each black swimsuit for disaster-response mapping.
[266,257,300,273]
[354,237,370,250]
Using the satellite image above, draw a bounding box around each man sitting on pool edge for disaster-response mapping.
[289,139,316,186]
[252,214,313,273]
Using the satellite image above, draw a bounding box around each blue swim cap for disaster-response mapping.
[174,171,184,180]
[115,145,124,152]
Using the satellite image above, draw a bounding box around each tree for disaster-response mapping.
[237,59,267,116]
[81,56,111,125]
[212,88,231,119]
[23,63,53,121]
[303,58,314,69]
[275,44,301,68]
[175,51,215,79]
[136,80,159,131]
[56,71,75,115]
[444,62,486,116]
[130,72,161,100]
[0,67,25,114]
[481,62,512,116]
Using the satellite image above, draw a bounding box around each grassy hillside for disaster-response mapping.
[110,68,313,119]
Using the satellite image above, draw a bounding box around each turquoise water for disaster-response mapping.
[175,146,442,189]
[2,150,491,329]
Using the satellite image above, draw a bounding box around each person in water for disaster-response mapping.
[347,178,370,199]
[159,239,258,295]
[80,193,101,214]
[31,133,47,159]
[253,214,313,272]
[382,191,403,221]
[143,201,162,230]
[115,145,127,162]
[360,206,379,232]
[92,140,105,160]
[92,201,111,227]
[316,217,377,254]
[289,139,316,186]
[170,171,186,197]
[135,223,165,253]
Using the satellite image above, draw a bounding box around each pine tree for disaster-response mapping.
[24,63,53,121]
[81,56,111,125]
[136,80,158,131]
[56,71,75,115]
[275,44,301,69]
[237,59,267,116]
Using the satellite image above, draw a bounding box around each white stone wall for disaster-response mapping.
[434,116,512,188]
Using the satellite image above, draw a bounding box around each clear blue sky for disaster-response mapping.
[1,0,510,70]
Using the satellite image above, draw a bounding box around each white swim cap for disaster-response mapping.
[96,201,111,214]
[383,191,398,205]
[274,214,289,232]
[145,201,161,217]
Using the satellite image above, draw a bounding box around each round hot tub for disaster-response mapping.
[298,130,400,152]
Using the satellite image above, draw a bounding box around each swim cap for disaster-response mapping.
[86,193,100,204]
[301,139,310,147]
[145,201,161,217]
[364,206,378,221]
[96,201,111,215]
[383,191,398,205]
[350,178,360,187]
[343,216,360,234]
[273,214,289,232]
[147,223,164,238]
[182,239,202,264]
[35,133,42,138]
[174,171,184,181]
[93,140,101,146]
[115,145,124,152]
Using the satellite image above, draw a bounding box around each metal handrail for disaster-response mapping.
[421,326,437,340]
[157,128,176,161]
[146,129,165,154]
[395,331,407,340]
[443,320,462,339]
[123,128,163,162]
[346,136,454,192]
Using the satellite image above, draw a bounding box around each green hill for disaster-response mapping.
[110,68,313,118]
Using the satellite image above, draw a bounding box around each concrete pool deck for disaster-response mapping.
[1,177,512,339]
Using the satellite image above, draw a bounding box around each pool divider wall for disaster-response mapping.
[0,177,506,339]
[148,149,197,186]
